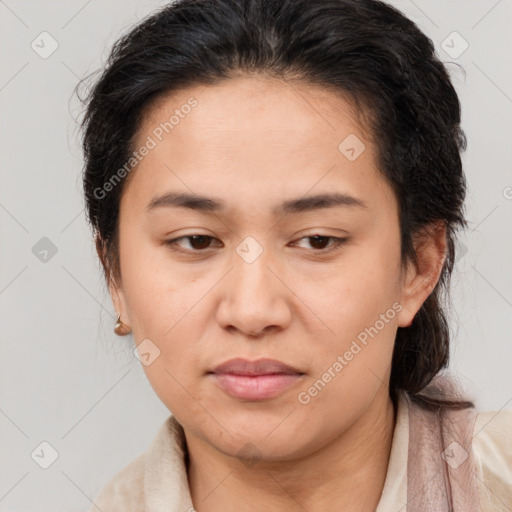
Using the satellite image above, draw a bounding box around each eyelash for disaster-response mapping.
[164,234,349,255]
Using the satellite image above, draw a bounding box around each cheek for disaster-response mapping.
[297,243,401,397]
[309,253,401,339]
[295,270,399,423]
[119,237,188,333]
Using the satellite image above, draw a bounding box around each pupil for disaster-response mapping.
[310,235,328,249]
[190,235,210,249]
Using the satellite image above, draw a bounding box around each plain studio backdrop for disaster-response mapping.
[0,0,511,510]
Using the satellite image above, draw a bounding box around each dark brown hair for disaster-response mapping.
[77,0,473,410]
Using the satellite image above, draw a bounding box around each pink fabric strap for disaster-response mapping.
[406,377,482,511]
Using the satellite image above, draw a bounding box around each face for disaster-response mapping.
[107,74,434,461]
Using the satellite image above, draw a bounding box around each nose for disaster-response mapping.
[215,247,292,339]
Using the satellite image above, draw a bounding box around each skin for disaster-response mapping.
[104,74,447,512]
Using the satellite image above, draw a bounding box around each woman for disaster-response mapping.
[78,0,511,510]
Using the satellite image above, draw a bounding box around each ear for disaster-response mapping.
[397,220,447,328]
[95,233,131,326]
[108,281,131,328]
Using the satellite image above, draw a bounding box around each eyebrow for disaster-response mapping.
[145,191,368,216]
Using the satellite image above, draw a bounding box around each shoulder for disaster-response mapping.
[87,415,184,512]
[87,451,147,512]
[472,408,512,510]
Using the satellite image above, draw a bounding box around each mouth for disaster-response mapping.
[208,358,305,401]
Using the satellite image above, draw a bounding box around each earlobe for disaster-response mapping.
[397,220,447,328]
[109,282,133,336]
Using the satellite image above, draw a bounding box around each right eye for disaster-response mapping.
[164,234,222,253]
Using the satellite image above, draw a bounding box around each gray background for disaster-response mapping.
[1,0,511,510]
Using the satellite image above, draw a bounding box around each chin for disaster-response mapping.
[200,417,310,461]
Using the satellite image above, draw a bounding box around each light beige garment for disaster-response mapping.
[87,388,512,512]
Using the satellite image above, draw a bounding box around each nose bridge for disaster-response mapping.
[233,235,277,303]
[217,235,291,336]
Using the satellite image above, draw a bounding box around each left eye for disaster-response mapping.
[164,234,348,253]
[292,235,348,252]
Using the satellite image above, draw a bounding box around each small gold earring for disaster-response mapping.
[114,314,132,336]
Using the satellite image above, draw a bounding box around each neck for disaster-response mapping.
[186,386,396,512]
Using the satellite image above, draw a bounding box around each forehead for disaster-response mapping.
[138,74,369,148]
[123,75,392,216]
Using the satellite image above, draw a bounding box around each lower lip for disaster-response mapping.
[211,373,303,400]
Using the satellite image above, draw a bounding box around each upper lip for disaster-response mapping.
[210,358,303,376]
